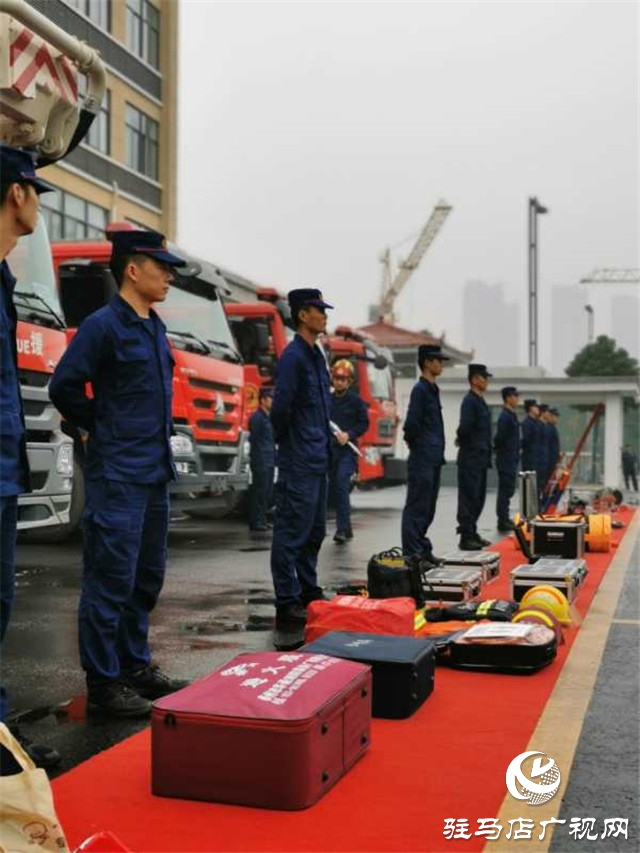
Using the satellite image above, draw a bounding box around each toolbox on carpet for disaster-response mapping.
[422,567,483,603]
[529,517,586,558]
[510,558,588,603]
[304,632,436,719]
[448,622,558,673]
[305,595,416,642]
[152,652,372,810]
[440,550,500,583]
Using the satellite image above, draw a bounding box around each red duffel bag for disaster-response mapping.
[305,595,416,642]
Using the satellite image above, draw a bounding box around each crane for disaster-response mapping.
[580,269,640,285]
[376,199,452,323]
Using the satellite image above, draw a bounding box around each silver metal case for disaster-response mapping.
[441,550,500,584]
[422,567,483,603]
[510,558,588,603]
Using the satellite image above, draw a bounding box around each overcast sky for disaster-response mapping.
[177,1,639,370]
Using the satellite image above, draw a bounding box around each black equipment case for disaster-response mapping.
[529,518,586,558]
[367,549,427,607]
[510,558,588,603]
[448,623,557,674]
[304,632,436,719]
[441,550,500,583]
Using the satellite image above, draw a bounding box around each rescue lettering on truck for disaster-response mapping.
[224,289,398,484]
[51,236,249,519]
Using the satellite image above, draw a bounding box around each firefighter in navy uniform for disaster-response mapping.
[520,399,541,477]
[0,145,60,771]
[537,404,553,500]
[455,363,493,551]
[493,385,520,532]
[546,407,562,492]
[270,288,333,638]
[329,359,369,544]
[49,230,189,718]
[401,344,449,562]
[248,387,275,532]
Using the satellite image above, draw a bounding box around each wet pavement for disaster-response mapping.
[4,484,639,829]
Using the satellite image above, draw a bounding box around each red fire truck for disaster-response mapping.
[225,288,398,483]
[1,0,106,537]
[51,235,250,522]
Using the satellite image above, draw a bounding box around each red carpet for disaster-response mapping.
[52,509,635,852]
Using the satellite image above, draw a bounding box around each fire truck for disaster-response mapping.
[0,0,106,536]
[225,289,398,483]
[51,234,249,522]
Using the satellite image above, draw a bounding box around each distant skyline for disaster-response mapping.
[178,1,639,372]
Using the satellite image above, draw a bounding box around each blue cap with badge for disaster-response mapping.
[0,144,55,194]
[288,288,333,311]
[501,385,519,400]
[108,229,187,267]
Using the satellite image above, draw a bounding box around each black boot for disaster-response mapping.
[87,682,152,718]
[458,537,483,551]
[475,534,492,547]
[497,519,515,532]
[333,530,349,544]
[121,665,190,700]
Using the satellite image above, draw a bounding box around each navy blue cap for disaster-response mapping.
[108,229,186,267]
[0,144,55,194]
[468,363,492,379]
[538,403,549,413]
[501,385,519,400]
[288,288,333,311]
[258,386,274,399]
[524,398,538,411]
[418,344,450,363]
[549,407,560,416]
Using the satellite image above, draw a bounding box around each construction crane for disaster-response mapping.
[580,269,640,285]
[376,199,452,323]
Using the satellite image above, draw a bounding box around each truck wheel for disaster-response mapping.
[22,452,85,543]
[185,490,246,520]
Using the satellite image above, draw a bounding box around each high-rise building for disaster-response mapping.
[462,281,519,366]
[32,0,178,238]
[611,294,640,358]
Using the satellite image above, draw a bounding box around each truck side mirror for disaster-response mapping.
[373,353,389,370]
[255,324,270,352]
[257,354,276,377]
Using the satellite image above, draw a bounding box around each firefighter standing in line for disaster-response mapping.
[621,444,638,492]
[248,387,275,532]
[537,403,552,499]
[493,385,520,532]
[521,398,541,476]
[269,288,333,634]
[455,363,493,551]
[0,145,60,771]
[329,359,369,544]
[401,344,449,562]
[49,230,189,718]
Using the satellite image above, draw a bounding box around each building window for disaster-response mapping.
[84,89,111,155]
[125,104,159,180]
[40,190,108,240]
[67,0,111,31]
[126,0,160,69]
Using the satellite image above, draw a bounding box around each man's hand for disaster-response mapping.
[336,430,349,446]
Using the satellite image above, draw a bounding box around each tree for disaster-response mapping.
[565,335,639,377]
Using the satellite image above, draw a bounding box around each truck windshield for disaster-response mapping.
[156,278,241,362]
[367,361,394,400]
[8,214,64,329]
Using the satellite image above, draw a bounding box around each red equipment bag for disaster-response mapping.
[152,651,372,810]
[305,595,416,642]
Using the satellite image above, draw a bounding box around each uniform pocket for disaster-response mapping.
[114,345,151,395]
[112,416,161,439]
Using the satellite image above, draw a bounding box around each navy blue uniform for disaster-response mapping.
[456,391,491,539]
[270,336,332,607]
[541,421,559,490]
[329,389,369,532]
[401,377,445,557]
[0,260,30,722]
[248,406,275,530]
[49,294,175,685]
[520,415,541,474]
[493,406,519,527]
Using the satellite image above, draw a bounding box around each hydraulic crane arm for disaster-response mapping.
[378,199,452,322]
[580,269,640,285]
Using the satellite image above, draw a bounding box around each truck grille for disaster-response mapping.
[202,456,234,473]
[189,378,237,394]
[23,400,48,418]
[26,430,55,443]
[30,472,49,491]
[19,370,49,388]
[193,398,236,413]
[196,420,233,431]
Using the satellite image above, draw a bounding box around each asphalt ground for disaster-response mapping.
[3,485,638,848]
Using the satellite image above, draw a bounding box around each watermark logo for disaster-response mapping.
[506,751,561,806]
